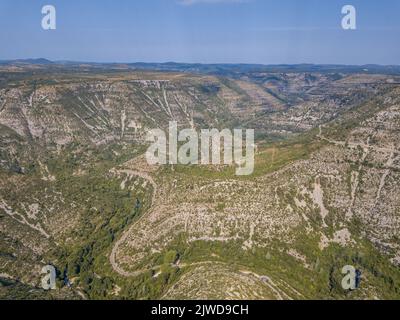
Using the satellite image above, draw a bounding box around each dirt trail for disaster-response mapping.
[109,168,158,277]
[318,125,398,218]
[317,125,394,153]
[107,165,295,299]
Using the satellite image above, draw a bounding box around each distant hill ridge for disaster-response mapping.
[1,58,400,75]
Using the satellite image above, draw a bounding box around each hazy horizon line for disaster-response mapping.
[1,58,400,68]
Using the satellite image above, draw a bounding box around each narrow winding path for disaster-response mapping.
[108,166,298,299]
[109,169,158,277]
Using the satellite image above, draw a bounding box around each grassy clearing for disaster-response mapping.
[170,131,324,181]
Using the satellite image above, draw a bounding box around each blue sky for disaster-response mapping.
[0,0,399,64]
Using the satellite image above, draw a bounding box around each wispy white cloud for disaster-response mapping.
[178,0,248,6]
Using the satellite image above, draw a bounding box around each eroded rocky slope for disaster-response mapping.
[0,67,399,299]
